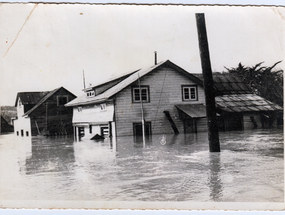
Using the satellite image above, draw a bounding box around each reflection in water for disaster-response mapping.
[25,136,75,175]
[0,129,283,202]
[208,153,223,201]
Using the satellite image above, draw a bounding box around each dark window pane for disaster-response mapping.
[184,88,190,100]
[190,88,196,99]
[58,96,68,105]
[134,89,140,101]
[141,89,147,101]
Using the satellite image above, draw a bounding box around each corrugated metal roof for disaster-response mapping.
[175,104,207,118]
[216,94,283,113]
[15,92,49,106]
[193,73,252,95]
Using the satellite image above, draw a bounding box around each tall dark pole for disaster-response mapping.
[195,13,220,152]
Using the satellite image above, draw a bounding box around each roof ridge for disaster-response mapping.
[65,60,203,107]
[23,87,62,116]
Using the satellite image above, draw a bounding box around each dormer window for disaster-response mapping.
[87,91,95,97]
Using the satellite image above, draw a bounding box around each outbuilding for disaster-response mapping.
[14,87,76,137]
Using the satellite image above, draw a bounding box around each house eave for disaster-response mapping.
[65,98,113,107]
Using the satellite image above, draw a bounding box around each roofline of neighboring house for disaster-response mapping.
[65,60,204,107]
[83,69,140,92]
[14,91,48,107]
[22,86,76,117]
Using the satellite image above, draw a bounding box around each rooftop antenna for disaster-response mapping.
[83,70,86,89]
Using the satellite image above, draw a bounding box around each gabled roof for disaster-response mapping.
[23,88,60,116]
[66,60,202,107]
[192,73,252,95]
[216,94,282,112]
[17,87,76,117]
[83,69,139,92]
[15,91,49,107]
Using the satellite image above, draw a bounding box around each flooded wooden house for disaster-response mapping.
[65,60,282,140]
[14,87,76,137]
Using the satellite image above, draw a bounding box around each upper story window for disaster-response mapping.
[87,91,95,97]
[182,85,198,101]
[78,106,82,112]
[57,96,68,106]
[132,86,150,103]
[100,103,107,111]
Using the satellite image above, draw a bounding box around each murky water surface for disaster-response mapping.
[0,129,283,202]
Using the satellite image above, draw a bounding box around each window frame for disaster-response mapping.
[87,90,95,98]
[100,103,107,111]
[182,85,198,101]
[131,86,150,103]
[57,95,69,106]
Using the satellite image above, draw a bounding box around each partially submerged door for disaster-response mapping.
[133,122,151,142]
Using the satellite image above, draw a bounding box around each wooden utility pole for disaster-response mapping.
[195,13,220,152]
[138,73,146,147]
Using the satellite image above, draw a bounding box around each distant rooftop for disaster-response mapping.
[193,73,252,95]
[216,94,282,112]
[15,91,49,107]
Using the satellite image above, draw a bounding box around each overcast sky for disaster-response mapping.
[0,4,284,106]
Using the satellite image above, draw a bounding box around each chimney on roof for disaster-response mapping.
[154,51,157,65]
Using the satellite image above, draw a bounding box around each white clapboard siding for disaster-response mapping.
[114,66,205,136]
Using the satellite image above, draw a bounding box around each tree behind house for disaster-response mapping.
[225,61,283,107]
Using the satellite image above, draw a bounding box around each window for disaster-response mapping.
[100,103,107,111]
[87,91,95,97]
[132,86,149,103]
[101,126,109,137]
[89,125,92,134]
[26,131,29,137]
[133,122,152,143]
[57,96,68,106]
[78,106,82,112]
[133,122,152,136]
[182,86,197,101]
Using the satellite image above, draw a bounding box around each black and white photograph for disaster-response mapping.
[0,3,284,211]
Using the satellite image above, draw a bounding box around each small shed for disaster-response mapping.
[193,73,283,130]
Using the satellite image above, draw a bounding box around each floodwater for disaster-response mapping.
[0,129,283,202]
